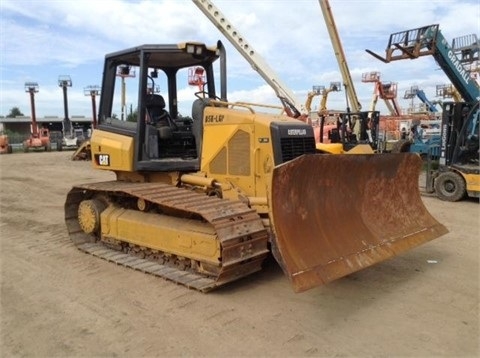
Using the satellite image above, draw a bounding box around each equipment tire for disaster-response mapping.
[391,139,411,153]
[434,171,466,202]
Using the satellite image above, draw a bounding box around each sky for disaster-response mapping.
[0,0,479,119]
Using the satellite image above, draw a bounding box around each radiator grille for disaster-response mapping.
[229,130,250,176]
[280,137,316,163]
[209,146,227,174]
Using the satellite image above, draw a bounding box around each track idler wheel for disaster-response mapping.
[78,199,107,234]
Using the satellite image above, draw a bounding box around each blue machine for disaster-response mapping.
[366,25,479,200]
[415,89,438,113]
[408,122,441,158]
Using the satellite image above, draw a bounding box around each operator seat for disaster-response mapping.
[146,94,175,139]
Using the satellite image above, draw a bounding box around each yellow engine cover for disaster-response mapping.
[90,129,135,172]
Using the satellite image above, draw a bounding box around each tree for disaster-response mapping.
[127,107,138,122]
[6,107,24,118]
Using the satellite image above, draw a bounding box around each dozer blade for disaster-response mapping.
[270,153,448,293]
[71,140,91,161]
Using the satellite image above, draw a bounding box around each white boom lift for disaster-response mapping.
[318,0,362,113]
[192,0,304,118]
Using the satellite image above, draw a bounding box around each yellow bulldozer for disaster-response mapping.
[65,41,448,292]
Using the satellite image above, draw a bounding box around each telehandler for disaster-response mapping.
[65,41,447,292]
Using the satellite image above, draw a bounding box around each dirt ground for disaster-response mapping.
[0,151,478,358]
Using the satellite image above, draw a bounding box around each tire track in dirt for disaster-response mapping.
[1,146,478,358]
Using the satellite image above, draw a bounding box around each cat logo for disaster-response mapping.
[95,154,110,166]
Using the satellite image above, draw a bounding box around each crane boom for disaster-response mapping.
[318,0,362,112]
[192,0,302,116]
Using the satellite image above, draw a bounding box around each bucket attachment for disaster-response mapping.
[270,153,448,292]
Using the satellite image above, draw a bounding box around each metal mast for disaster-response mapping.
[318,0,362,113]
[192,0,302,117]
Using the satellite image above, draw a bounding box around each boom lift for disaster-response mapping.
[415,89,439,113]
[304,86,323,114]
[65,41,447,293]
[367,24,480,201]
[318,0,379,149]
[378,81,401,116]
[361,71,402,150]
[362,71,402,116]
[23,82,51,152]
[193,0,376,152]
[319,0,361,113]
[306,83,341,144]
[436,83,462,103]
[362,74,440,156]
[318,82,341,115]
[403,85,439,114]
[192,0,303,119]
[188,66,206,92]
[317,82,341,144]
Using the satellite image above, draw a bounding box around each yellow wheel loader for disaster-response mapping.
[65,41,448,292]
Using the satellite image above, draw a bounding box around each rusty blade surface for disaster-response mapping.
[270,153,448,293]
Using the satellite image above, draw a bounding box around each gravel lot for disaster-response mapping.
[1,151,478,357]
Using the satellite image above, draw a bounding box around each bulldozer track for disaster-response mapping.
[77,242,218,291]
[65,181,270,292]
